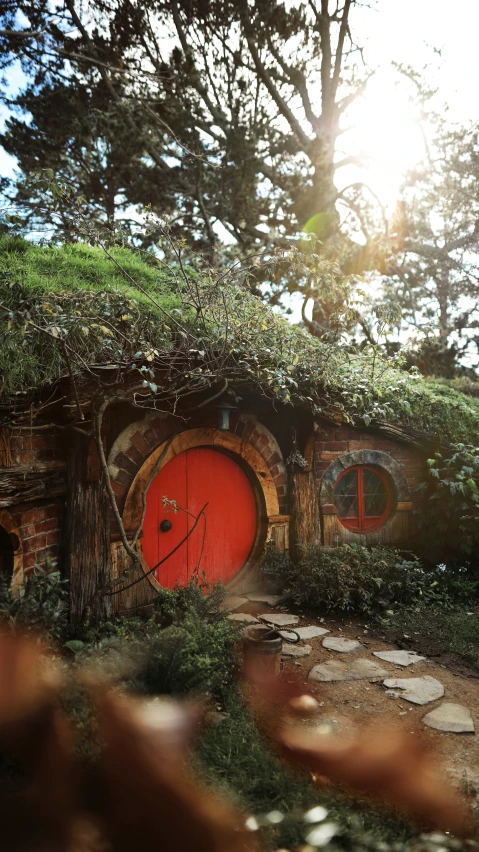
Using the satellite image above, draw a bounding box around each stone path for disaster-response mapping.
[221,595,249,612]
[246,592,283,605]
[373,650,426,667]
[227,591,477,745]
[422,702,475,733]
[282,643,312,658]
[281,626,329,640]
[322,637,363,653]
[309,658,389,682]
[227,612,259,624]
[259,612,299,627]
[383,675,445,705]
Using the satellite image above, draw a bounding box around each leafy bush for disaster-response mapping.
[67,582,238,701]
[0,561,68,640]
[263,544,470,617]
[416,444,479,568]
[132,583,237,699]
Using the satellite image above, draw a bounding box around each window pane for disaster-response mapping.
[334,468,358,518]
[363,468,388,517]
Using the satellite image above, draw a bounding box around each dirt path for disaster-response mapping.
[237,600,479,810]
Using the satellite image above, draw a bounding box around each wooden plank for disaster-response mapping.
[64,433,112,623]
[290,469,320,558]
[0,461,66,507]
[322,509,413,548]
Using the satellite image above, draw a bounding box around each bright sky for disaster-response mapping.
[1,0,479,212]
[338,0,479,212]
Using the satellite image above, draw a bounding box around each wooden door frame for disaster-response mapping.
[122,427,280,593]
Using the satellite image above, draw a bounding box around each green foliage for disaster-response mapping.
[132,584,237,699]
[383,607,479,666]
[66,582,237,701]
[0,561,68,640]
[195,685,414,850]
[264,544,467,617]
[416,444,479,566]
[2,236,479,442]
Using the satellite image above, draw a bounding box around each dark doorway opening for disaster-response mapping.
[0,526,14,585]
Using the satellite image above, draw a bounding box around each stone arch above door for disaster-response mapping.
[320,449,410,506]
[107,414,287,515]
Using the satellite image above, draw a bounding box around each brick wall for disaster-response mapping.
[10,429,59,466]
[313,423,426,508]
[4,428,65,576]
[9,500,63,573]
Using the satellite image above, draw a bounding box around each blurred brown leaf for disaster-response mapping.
[278,722,471,836]
[0,632,256,852]
[0,632,77,852]
[88,691,254,852]
[243,668,471,838]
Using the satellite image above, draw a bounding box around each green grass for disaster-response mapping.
[0,236,178,308]
[194,685,414,850]
[382,606,479,665]
[3,234,479,443]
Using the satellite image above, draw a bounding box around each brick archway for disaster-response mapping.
[319,450,412,547]
[108,414,287,516]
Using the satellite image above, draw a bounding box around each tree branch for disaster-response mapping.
[241,6,311,153]
[331,0,352,98]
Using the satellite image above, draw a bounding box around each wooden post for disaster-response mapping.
[289,436,320,561]
[65,432,113,623]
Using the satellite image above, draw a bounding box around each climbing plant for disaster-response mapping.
[416,444,479,569]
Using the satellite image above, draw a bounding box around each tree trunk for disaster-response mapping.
[289,437,320,561]
[65,433,113,623]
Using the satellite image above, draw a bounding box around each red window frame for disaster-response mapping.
[333,465,392,533]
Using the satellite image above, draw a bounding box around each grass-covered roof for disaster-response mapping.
[1,235,479,446]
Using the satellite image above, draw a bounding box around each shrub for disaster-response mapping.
[133,583,238,699]
[263,544,467,617]
[416,444,479,569]
[0,561,68,640]
[68,582,239,701]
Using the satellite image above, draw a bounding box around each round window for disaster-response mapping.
[333,465,392,533]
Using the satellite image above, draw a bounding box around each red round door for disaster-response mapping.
[142,447,258,588]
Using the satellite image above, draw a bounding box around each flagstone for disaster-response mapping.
[282,643,312,658]
[308,658,389,683]
[373,650,426,667]
[227,612,259,624]
[259,613,300,627]
[322,637,362,653]
[422,702,474,733]
[246,592,283,605]
[220,595,249,611]
[383,675,444,705]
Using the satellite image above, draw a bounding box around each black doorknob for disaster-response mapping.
[160,519,172,533]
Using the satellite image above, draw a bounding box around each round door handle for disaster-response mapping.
[160,519,172,533]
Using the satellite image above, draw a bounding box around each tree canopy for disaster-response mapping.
[2,3,479,372]
[0,2,381,314]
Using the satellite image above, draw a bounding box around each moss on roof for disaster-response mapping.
[1,235,479,446]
